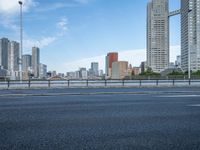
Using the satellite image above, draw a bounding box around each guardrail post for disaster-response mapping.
[140,80,142,86]
[7,80,10,88]
[156,80,159,86]
[28,80,31,88]
[68,80,70,87]
[189,79,191,85]
[48,80,51,88]
[86,79,88,87]
[105,80,107,87]
[122,79,125,86]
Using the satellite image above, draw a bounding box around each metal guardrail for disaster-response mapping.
[0,79,200,89]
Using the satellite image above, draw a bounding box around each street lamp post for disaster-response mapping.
[19,1,23,81]
[188,9,192,80]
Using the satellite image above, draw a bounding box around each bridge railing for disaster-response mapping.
[0,79,200,89]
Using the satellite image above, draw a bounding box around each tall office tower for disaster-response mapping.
[8,41,20,79]
[147,0,169,73]
[0,38,9,70]
[105,52,118,77]
[181,0,200,72]
[91,62,99,76]
[111,61,128,79]
[32,47,40,78]
[22,54,32,72]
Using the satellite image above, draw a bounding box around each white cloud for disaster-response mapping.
[24,37,56,50]
[36,2,77,12]
[57,17,69,36]
[62,45,181,73]
[35,0,93,12]
[0,0,36,15]
[0,0,37,34]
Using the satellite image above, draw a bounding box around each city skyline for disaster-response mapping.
[0,0,180,72]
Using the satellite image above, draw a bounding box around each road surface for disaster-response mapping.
[0,87,200,150]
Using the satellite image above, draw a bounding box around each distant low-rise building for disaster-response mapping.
[52,71,57,77]
[39,63,47,79]
[58,73,65,78]
[175,55,181,68]
[132,67,141,76]
[140,61,147,74]
[99,70,104,77]
[79,68,87,79]
[67,72,76,79]
[169,62,175,69]
[75,71,80,79]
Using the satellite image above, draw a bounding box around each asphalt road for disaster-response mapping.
[0,88,200,150]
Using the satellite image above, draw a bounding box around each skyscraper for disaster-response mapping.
[105,52,118,77]
[8,41,20,71]
[147,0,169,73]
[91,62,99,76]
[32,47,40,78]
[181,0,200,72]
[22,54,32,72]
[0,38,9,70]
[8,41,20,80]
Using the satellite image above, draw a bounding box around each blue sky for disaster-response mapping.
[0,0,180,72]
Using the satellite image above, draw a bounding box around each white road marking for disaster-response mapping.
[158,95,200,98]
[188,104,200,107]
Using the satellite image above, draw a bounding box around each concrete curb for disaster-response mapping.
[0,91,199,97]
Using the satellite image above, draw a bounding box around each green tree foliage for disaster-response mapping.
[140,68,160,76]
[168,71,184,76]
[192,70,200,76]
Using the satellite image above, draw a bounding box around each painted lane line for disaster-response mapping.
[157,95,200,98]
[188,104,200,107]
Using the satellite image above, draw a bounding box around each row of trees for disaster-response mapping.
[139,68,200,76]
[127,68,200,80]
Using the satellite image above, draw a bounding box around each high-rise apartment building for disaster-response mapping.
[181,0,200,72]
[22,54,32,72]
[147,0,169,73]
[105,52,118,77]
[8,41,20,72]
[8,41,20,80]
[32,47,40,78]
[0,38,9,70]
